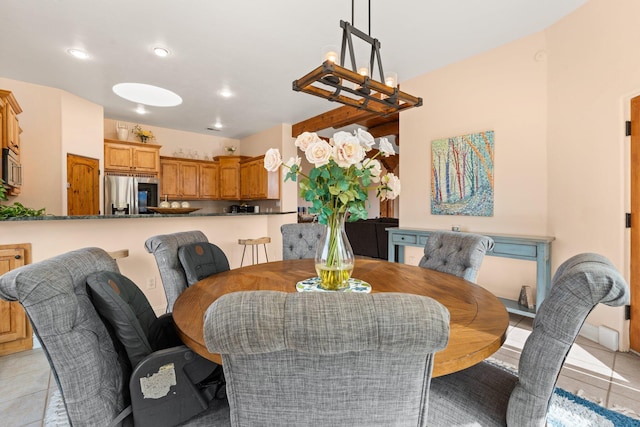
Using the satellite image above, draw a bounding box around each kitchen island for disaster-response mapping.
[2,211,294,221]
[0,211,296,312]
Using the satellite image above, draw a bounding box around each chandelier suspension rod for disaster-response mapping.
[351,0,372,36]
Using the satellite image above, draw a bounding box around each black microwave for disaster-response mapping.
[2,148,21,188]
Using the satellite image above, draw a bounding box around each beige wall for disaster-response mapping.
[545,0,638,346]
[401,0,635,349]
[103,118,239,160]
[0,214,295,313]
[400,32,549,300]
[0,78,65,215]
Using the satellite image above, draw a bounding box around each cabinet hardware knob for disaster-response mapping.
[14,255,21,259]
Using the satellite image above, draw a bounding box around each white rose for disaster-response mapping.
[355,128,375,152]
[263,148,283,172]
[378,137,396,157]
[380,173,401,200]
[295,132,320,152]
[367,159,382,183]
[284,156,302,171]
[334,132,365,167]
[305,139,334,167]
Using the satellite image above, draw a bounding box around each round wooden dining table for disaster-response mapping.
[172,258,509,377]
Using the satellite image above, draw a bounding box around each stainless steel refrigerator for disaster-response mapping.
[104,175,159,215]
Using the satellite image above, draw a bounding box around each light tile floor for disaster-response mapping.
[0,314,639,426]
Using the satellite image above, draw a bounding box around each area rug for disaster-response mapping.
[488,358,640,427]
[44,377,640,426]
[43,389,69,427]
[548,387,640,426]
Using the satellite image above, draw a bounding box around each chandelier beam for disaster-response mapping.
[292,19,422,117]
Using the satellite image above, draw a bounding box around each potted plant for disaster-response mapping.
[0,179,47,219]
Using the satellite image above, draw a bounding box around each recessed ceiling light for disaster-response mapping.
[218,88,234,98]
[67,49,90,60]
[213,122,223,129]
[153,47,169,57]
[135,104,147,115]
[113,83,182,107]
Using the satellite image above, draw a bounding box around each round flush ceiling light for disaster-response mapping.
[153,47,169,57]
[112,83,182,107]
[67,49,90,59]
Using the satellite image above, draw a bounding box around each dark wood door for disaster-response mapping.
[67,154,99,215]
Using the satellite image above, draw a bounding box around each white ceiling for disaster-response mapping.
[0,0,587,139]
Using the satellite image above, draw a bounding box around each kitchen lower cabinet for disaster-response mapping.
[0,243,32,356]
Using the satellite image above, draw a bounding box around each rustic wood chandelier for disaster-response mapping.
[293,1,422,117]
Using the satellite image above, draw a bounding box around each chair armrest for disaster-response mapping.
[129,346,219,427]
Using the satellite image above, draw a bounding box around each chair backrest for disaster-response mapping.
[87,271,158,368]
[145,230,208,312]
[418,230,494,282]
[0,247,128,426]
[280,223,324,260]
[204,291,450,427]
[178,242,230,286]
[506,253,629,426]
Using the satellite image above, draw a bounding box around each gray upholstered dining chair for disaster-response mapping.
[204,291,450,427]
[280,222,324,260]
[0,247,230,427]
[145,230,228,312]
[418,230,494,282]
[427,253,629,427]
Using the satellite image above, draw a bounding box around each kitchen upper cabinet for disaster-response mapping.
[199,162,219,200]
[160,157,218,200]
[0,90,23,196]
[239,155,280,200]
[0,243,32,356]
[104,139,161,175]
[217,156,247,200]
[0,90,22,156]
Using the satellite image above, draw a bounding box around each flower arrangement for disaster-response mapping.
[132,125,155,143]
[224,145,237,155]
[263,129,400,290]
[263,129,400,225]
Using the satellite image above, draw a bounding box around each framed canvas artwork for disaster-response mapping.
[431,130,494,216]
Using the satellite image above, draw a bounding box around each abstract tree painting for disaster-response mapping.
[431,130,494,216]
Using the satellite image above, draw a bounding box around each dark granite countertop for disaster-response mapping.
[1,211,296,221]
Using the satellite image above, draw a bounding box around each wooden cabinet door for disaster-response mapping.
[7,104,19,154]
[104,144,133,171]
[240,162,251,199]
[179,162,199,199]
[199,163,219,200]
[0,244,32,356]
[160,159,180,198]
[249,160,262,198]
[219,158,241,200]
[133,146,160,173]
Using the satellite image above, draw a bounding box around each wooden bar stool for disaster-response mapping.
[238,237,270,267]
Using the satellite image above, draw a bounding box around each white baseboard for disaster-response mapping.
[579,323,619,351]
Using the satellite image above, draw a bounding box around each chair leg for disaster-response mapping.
[240,245,247,267]
[263,244,269,262]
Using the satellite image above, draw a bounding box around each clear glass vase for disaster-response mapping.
[315,212,355,291]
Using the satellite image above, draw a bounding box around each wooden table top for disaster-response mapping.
[172,258,509,377]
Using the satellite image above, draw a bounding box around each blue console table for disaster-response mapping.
[387,228,555,317]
